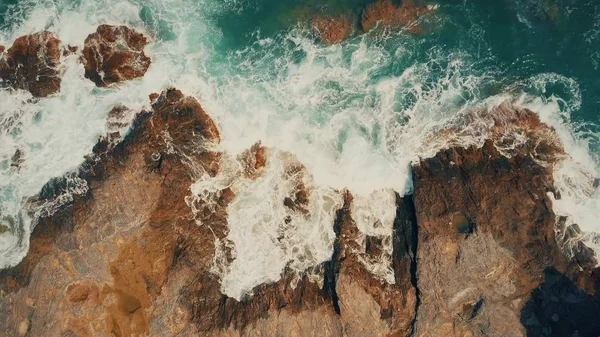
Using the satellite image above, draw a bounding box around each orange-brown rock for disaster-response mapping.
[361,0,433,34]
[326,192,419,336]
[440,102,565,163]
[1,94,599,337]
[237,141,267,179]
[62,45,78,57]
[0,88,221,336]
[312,15,353,44]
[81,25,151,86]
[412,134,599,336]
[0,31,62,97]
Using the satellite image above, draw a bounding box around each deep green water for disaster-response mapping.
[208,0,600,146]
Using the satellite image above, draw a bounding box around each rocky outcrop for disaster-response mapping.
[0,88,220,336]
[411,110,600,336]
[361,0,433,34]
[81,25,151,87]
[0,31,62,97]
[0,92,599,337]
[312,15,353,45]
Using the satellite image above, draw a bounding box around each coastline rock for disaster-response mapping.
[312,15,353,44]
[81,25,151,86]
[411,132,599,336]
[361,0,433,34]
[0,31,62,97]
[0,97,599,337]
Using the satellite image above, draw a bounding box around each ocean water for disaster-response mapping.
[0,0,598,299]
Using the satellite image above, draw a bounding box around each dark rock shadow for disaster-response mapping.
[521,268,600,337]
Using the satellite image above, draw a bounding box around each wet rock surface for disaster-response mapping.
[0,92,599,337]
[312,15,353,44]
[81,25,151,87]
[361,0,433,34]
[412,138,600,336]
[0,31,62,97]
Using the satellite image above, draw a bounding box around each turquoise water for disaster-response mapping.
[0,0,599,276]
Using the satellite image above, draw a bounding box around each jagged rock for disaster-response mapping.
[411,132,600,336]
[0,88,221,336]
[81,25,151,86]
[10,149,24,169]
[237,141,267,179]
[332,192,419,336]
[312,15,352,44]
[1,96,599,337]
[62,45,78,57]
[361,0,433,34]
[0,31,62,97]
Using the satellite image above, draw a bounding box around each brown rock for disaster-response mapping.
[81,25,151,86]
[312,15,352,44]
[331,192,419,336]
[1,95,598,337]
[361,0,433,34]
[62,45,78,57]
[238,141,267,179]
[149,92,159,104]
[0,31,62,97]
[411,120,598,336]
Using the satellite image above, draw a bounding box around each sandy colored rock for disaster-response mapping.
[0,31,62,97]
[361,0,433,34]
[81,25,151,86]
[17,320,28,336]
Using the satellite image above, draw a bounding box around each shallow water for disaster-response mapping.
[0,0,598,299]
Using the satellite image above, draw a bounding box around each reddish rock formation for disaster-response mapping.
[62,45,78,57]
[361,0,433,34]
[81,25,151,86]
[412,135,598,336]
[312,15,353,44]
[0,31,62,97]
[0,93,599,337]
[237,141,267,179]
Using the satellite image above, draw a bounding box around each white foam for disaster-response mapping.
[191,150,343,300]
[350,189,397,284]
[513,91,600,262]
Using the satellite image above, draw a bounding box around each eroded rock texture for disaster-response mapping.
[0,91,599,337]
[0,31,62,97]
[412,138,600,336]
[312,15,353,45]
[81,25,151,87]
[361,0,433,34]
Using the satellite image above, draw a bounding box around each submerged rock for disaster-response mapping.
[81,25,151,86]
[10,149,24,169]
[0,31,62,97]
[312,15,353,44]
[361,0,433,34]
